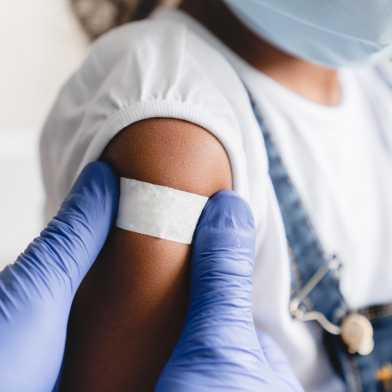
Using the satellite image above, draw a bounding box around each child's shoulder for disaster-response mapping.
[90,17,189,68]
[40,15,245,212]
[86,14,238,88]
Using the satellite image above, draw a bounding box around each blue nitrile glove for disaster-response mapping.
[0,161,119,392]
[156,191,304,392]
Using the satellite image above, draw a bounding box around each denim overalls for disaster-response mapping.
[241,74,392,391]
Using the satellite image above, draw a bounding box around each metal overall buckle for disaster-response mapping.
[289,254,375,356]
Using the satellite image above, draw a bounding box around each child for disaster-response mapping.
[40,0,392,390]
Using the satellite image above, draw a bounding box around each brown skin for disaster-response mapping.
[60,0,341,390]
[60,119,232,391]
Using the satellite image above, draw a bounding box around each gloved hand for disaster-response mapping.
[156,191,304,392]
[0,162,302,392]
[0,161,119,392]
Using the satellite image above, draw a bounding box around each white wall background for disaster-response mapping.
[0,0,88,267]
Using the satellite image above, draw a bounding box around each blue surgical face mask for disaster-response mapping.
[223,0,392,67]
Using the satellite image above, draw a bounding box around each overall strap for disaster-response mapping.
[243,84,349,330]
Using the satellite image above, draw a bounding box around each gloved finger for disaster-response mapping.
[157,192,304,391]
[191,190,256,301]
[165,191,262,364]
[13,161,119,297]
[257,332,304,391]
[188,189,260,347]
[157,192,269,391]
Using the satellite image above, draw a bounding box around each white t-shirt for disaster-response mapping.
[40,5,392,391]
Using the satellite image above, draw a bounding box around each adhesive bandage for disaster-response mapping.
[116,178,209,244]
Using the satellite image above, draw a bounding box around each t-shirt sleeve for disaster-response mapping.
[40,19,244,220]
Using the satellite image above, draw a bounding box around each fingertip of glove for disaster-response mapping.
[198,190,255,232]
[79,161,117,188]
[63,161,119,220]
[76,161,118,195]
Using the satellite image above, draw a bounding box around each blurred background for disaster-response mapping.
[0,0,88,267]
[0,0,180,268]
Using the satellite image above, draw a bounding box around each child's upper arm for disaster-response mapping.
[60,118,232,391]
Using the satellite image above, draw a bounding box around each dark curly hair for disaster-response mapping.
[71,0,179,40]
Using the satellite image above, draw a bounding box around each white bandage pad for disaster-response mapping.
[116,178,209,244]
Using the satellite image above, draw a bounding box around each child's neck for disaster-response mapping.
[179,0,341,106]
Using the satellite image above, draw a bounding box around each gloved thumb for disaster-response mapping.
[157,192,305,391]
[157,191,263,390]
[190,190,256,313]
[10,161,119,300]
